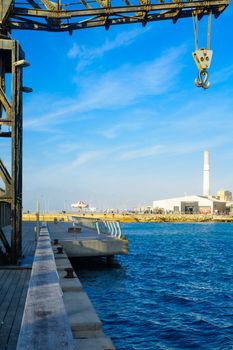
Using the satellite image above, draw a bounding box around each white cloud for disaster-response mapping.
[58,142,82,154]
[67,43,80,58]
[24,45,184,132]
[97,120,144,139]
[70,150,107,167]
[24,96,94,131]
[119,137,231,161]
[120,145,164,160]
[211,64,233,85]
[68,28,149,71]
[76,45,185,107]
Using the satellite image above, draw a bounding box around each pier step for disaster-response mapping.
[53,244,115,350]
[63,291,102,333]
[74,336,115,350]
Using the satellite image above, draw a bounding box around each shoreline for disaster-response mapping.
[22,213,233,223]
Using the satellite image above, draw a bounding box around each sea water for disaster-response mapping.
[76,223,233,350]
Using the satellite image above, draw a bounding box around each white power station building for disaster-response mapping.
[152,195,226,214]
[152,151,227,215]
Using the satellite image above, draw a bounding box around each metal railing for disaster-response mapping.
[70,216,122,239]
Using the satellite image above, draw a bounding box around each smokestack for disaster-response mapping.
[203,150,210,197]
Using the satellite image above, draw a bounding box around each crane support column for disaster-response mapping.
[0,38,25,263]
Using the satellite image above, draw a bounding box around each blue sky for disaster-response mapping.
[9,5,233,211]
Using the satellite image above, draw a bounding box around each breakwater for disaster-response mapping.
[23,212,233,223]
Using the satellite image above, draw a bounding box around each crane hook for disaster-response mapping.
[194,69,210,90]
[192,12,212,90]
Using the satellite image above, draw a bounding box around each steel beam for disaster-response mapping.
[0,0,13,25]
[0,38,25,263]
[5,0,229,32]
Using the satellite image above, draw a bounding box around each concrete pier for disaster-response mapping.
[16,225,75,350]
[48,221,128,258]
[0,221,122,349]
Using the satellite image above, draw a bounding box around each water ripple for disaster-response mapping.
[76,223,233,349]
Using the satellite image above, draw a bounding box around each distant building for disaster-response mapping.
[216,189,232,202]
[134,206,152,213]
[226,202,233,215]
[152,195,226,215]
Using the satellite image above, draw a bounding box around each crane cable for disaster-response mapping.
[207,11,212,50]
[192,11,213,90]
[192,13,198,51]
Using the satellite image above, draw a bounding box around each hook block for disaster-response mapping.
[192,49,213,71]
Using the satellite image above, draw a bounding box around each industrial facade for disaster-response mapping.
[152,195,226,215]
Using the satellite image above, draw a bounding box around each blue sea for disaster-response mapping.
[76,223,233,350]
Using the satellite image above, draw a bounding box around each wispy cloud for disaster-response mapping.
[76,45,185,108]
[158,94,233,136]
[97,120,144,139]
[24,45,184,132]
[24,93,94,131]
[70,150,106,166]
[68,28,149,71]
[211,64,233,85]
[119,137,230,161]
[120,145,164,160]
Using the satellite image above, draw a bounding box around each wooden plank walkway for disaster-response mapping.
[0,269,31,350]
[2,222,36,258]
[0,222,36,350]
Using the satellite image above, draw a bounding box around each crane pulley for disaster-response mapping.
[192,12,213,90]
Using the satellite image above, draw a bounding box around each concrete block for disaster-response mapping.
[58,268,78,279]
[63,291,102,332]
[53,251,67,259]
[74,337,115,350]
[58,270,83,292]
[62,239,126,258]
[54,257,73,271]
[72,330,105,339]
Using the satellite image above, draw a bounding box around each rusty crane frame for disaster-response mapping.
[0,0,229,263]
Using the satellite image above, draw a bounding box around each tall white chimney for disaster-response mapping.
[203,150,210,197]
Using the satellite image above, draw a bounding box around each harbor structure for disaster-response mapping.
[152,195,226,214]
[151,150,232,215]
[203,150,210,197]
[0,219,126,349]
